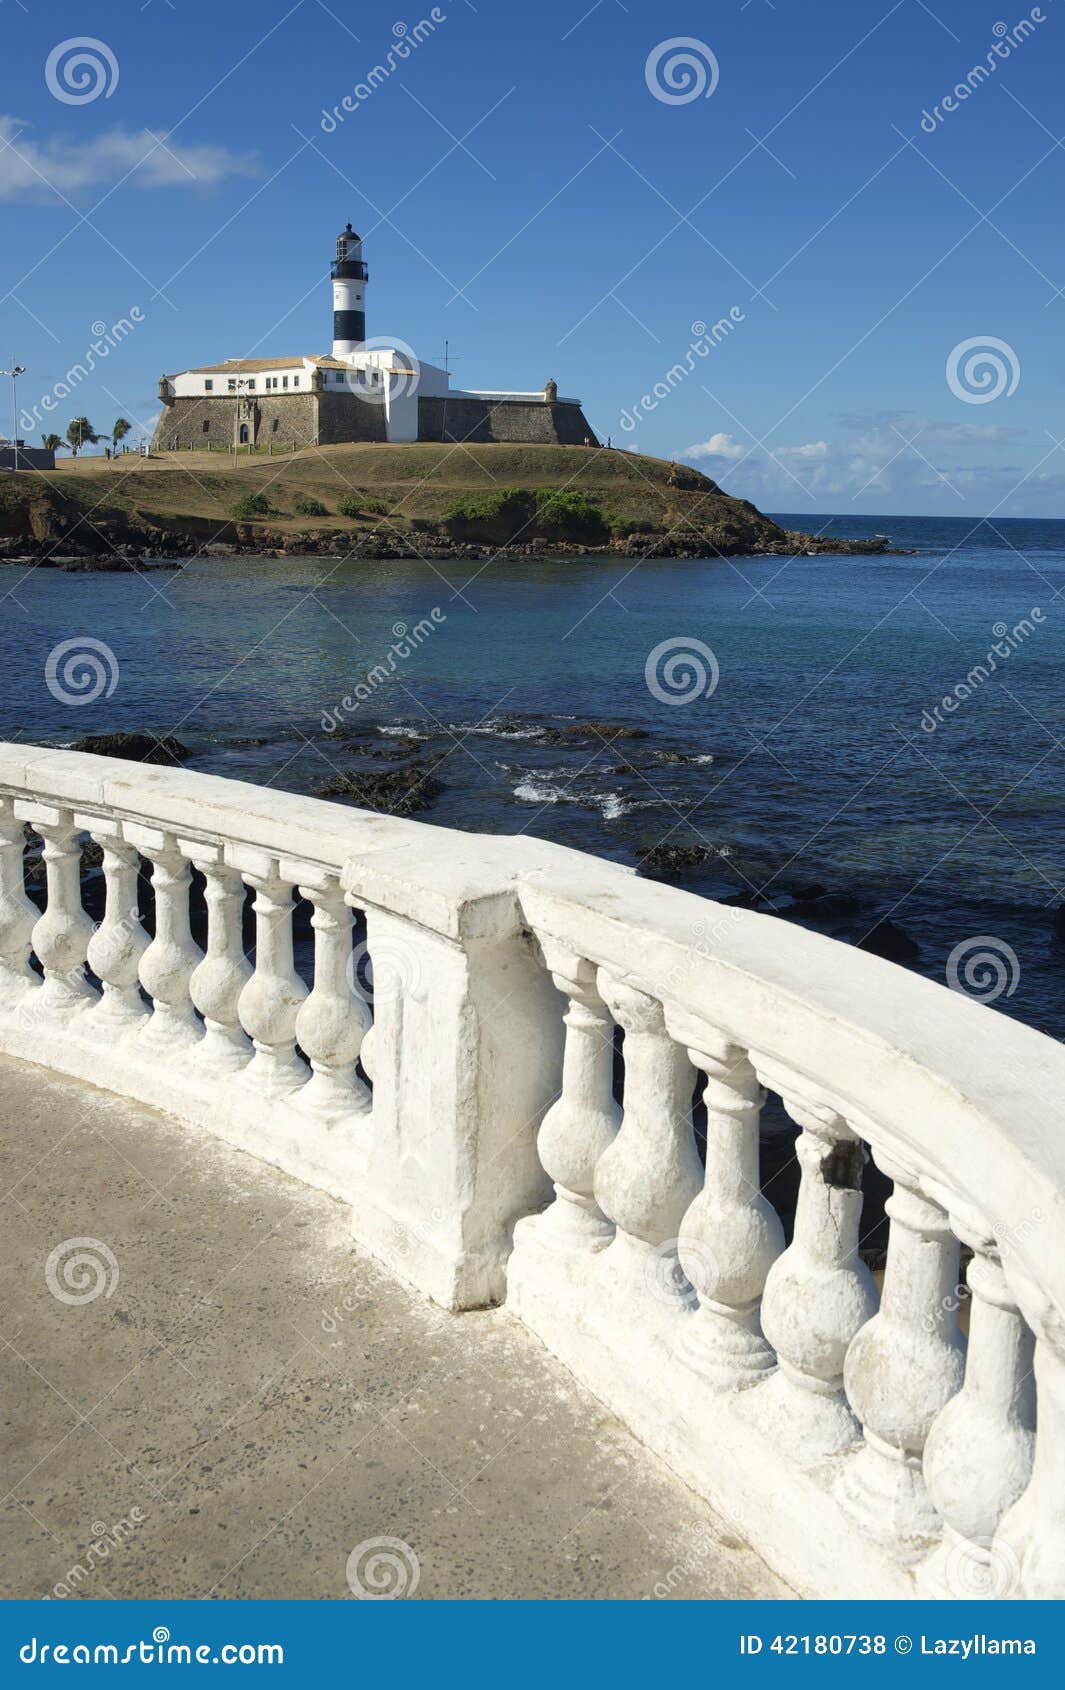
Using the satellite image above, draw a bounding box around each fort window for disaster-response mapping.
[272,418,280,433]
[202,420,209,433]
[204,378,213,392]
[239,423,249,443]
[283,377,289,389]
[228,379,236,392]
[247,379,256,391]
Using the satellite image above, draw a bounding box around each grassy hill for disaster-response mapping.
[0,442,876,558]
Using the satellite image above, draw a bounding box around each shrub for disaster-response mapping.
[293,494,327,517]
[361,497,390,516]
[231,491,273,520]
[336,493,362,518]
[534,489,608,544]
[442,488,537,543]
[609,514,657,538]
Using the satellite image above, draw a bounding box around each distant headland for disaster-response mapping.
[0,441,890,566]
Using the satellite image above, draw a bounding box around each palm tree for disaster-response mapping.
[65,417,100,456]
[111,417,132,454]
[41,433,64,453]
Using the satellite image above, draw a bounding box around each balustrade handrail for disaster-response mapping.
[514,872,1065,1320]
[4,742,1065,1595]
[0,742,604,930]
[2,739,1063,1321]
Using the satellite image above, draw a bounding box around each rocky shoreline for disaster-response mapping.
[0,525,896,568]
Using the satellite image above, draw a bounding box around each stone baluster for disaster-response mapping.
[83,820,148,1028]
[358,1022,377,1083]
[994,1265,1065,1598]
[0,798,36,1001]
[236,861,309,1095]
[920,1205,1035,1597]
[125,827,202,1049]
[594,972,700,1309]
[347,900,375,1084]
[295,874,370,1119]
[15,806,94,1012]
[664,1010,783,1389]
[839,1152,966,1546]
[187,849,252,1070]
[754,1071,879,1456]
[533,939,620,1250]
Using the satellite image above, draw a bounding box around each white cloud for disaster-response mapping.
[679,413,1047,510]
[687,430,747,461]
[0,116,259,200]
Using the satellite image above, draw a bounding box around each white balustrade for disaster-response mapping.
[0,740,1062,1601]
[295,874,370,1120]
[995,1264,1065,1598]
[665,1011,783,1390]
[187,849,252,1069]
[14,806,94,1012]
[594,972,700,1306]
[533,939,620,1250]
[755,1071,878,1456]
[0,798,36,1000]
[82,819,148,1028]
[920,1205,1035,1596]
[840,1153,966,1545]
[235,862,309,1095]
[124,826,202,1049]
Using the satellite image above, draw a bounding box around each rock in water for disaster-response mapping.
[316,764,443,817]
[71,732,191,765]
[639,841,716,876]
[855,919,920,963]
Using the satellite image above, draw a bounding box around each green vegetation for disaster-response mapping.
[232,491,274,519]
[443,486,608,544]
[293,494,328,517]
[41,433,63,453]
[442,488,536,542]
[534,490,608,543]
[0,442,803,558]
[65,418,99,456]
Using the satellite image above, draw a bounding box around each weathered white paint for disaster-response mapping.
[0,743,1063,1600]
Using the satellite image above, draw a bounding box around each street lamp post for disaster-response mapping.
[0,362,26,470]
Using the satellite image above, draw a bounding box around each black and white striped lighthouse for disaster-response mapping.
[331,223,368,356]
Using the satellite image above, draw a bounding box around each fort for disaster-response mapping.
[152,222,599,453]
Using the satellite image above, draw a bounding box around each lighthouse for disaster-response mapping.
[151,212,601,451]
[332,223,368,357]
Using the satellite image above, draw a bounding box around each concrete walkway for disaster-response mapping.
[0,1052,788,1601]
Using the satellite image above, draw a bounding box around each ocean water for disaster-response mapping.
[3,511,1064,1040]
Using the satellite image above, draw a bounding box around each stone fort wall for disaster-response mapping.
[317,391,386,445]
[417,396,598,446]
[152,392,595,451]
[151,394,319,453]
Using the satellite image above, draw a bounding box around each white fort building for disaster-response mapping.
[152,222,598,452]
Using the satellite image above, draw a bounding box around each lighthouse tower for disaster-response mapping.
[332,223,368,357]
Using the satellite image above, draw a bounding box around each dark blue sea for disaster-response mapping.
[4,512,1064,1039]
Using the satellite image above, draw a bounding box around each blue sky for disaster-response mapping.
[2,0,1063,515]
